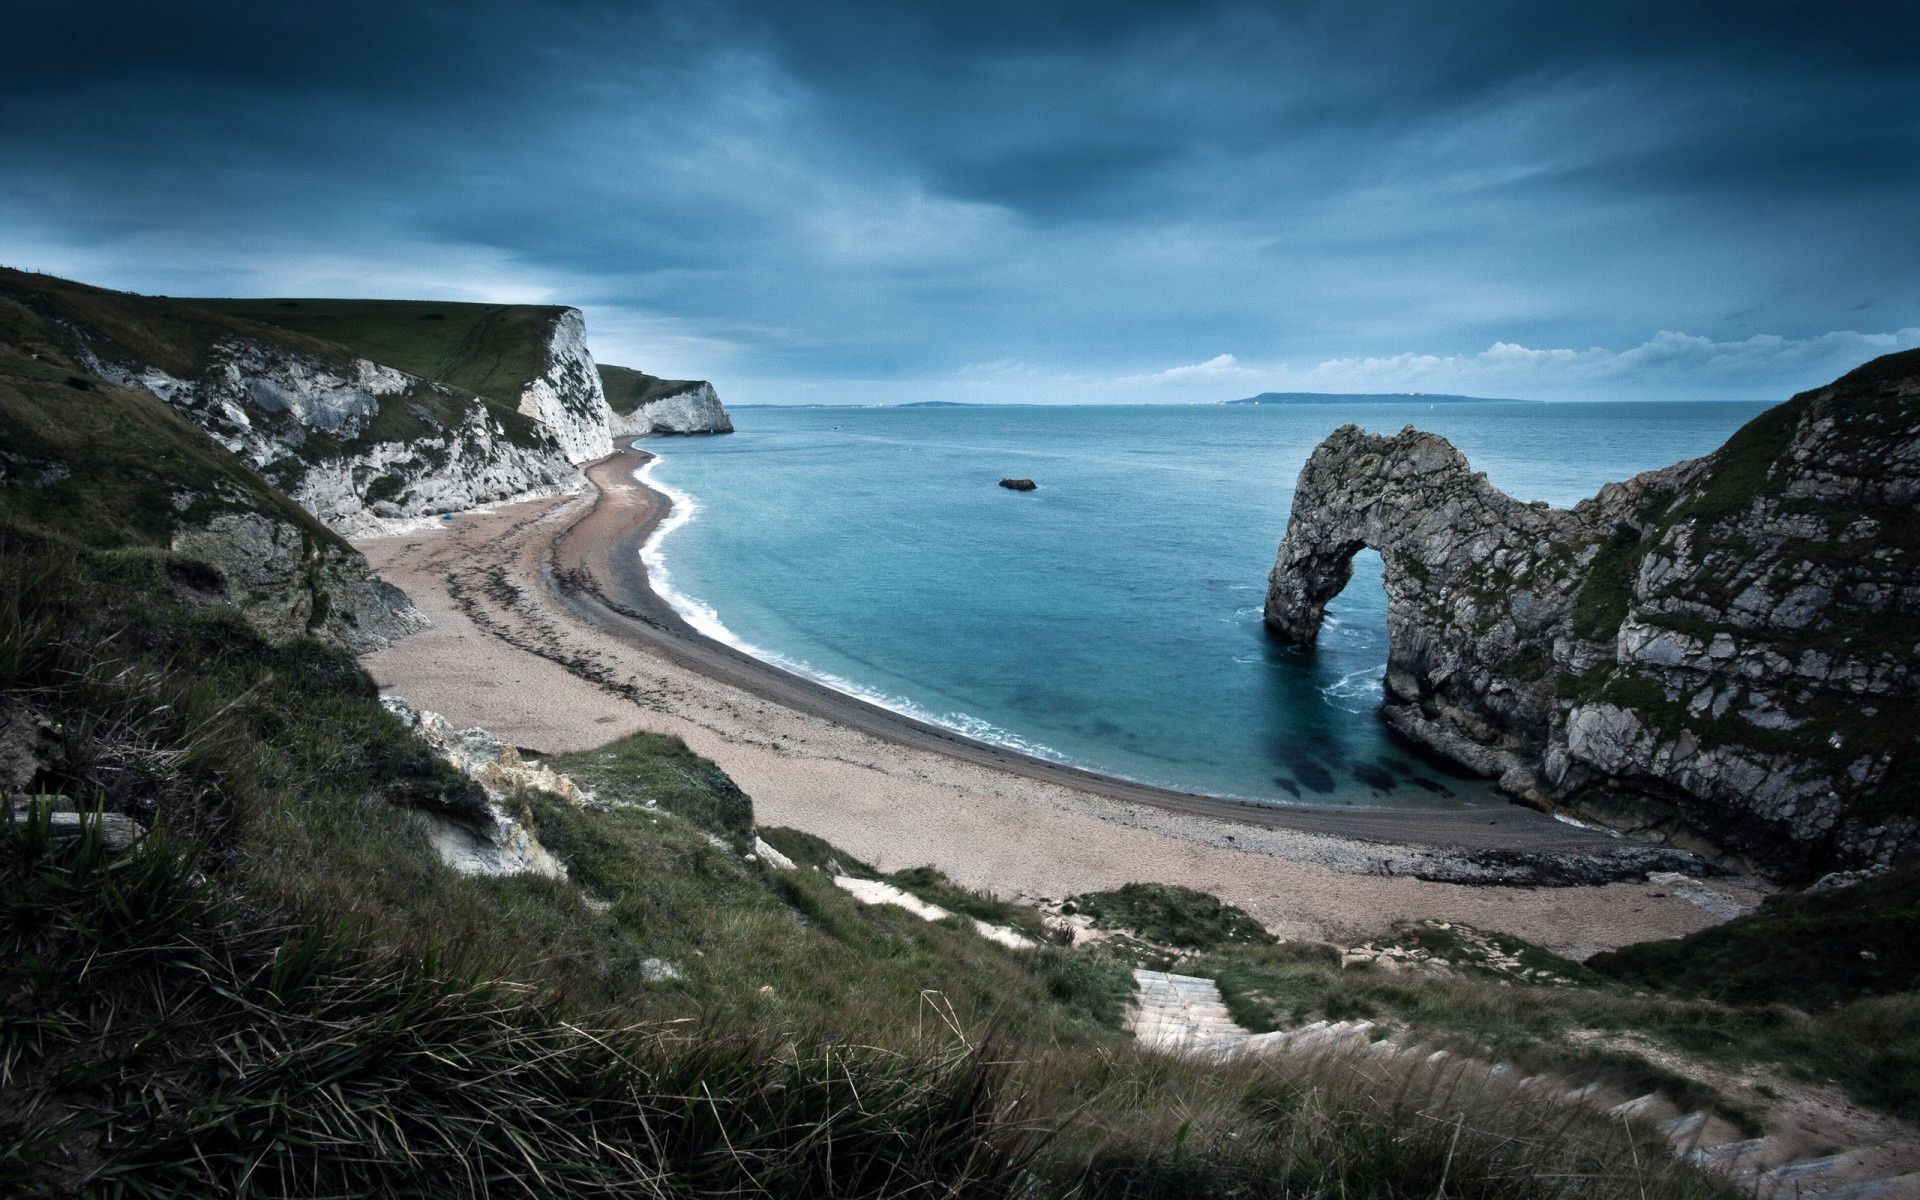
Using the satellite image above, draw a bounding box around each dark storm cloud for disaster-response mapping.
[3,0,1916,399]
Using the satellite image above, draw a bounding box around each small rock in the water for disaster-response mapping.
[999,478,1037,491]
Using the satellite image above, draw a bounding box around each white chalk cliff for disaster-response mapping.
[609,381,734,437]
[514,308,615,463]
[75,333,581,536]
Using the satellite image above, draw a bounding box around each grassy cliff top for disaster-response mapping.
[0,269,560,459]
[187,297,572,406]
[598,362,704,415]
[0,288,346,552]
[0,267,355,380]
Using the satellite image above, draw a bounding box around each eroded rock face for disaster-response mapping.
[608,381,734,437]
[170,511,422,652]
[76,335,581,536]
[514,308,614,463]
[1265,350,1920,879]
[381,696,584,879]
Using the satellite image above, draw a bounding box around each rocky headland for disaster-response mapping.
[1266,350,1920,880]
[0,270,735,536]
[599,364,734,436]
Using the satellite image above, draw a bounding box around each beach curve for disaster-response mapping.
[356,446,1761,956]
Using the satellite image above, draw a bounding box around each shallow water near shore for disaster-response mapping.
[640,401,1769,809]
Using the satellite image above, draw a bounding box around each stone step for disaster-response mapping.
[1559,1082,1601,1105]
[1689,1137,1775,1171]
[1122,979,1920,1200]
[1607,1093,1659,1119]
[1756,1152,1853,1187]
[1817,1171,1920,1200]
[1128,969,1255,1055]
[1657,1111,1708,1146]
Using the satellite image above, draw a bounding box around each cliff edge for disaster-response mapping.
[599,364,734,436]
[1265,350,1920,879]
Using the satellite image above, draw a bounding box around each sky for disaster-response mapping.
[3,1,1916,405]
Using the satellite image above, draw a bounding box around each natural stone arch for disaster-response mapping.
[1262,424,1610,799]
[1256,354,1920,881]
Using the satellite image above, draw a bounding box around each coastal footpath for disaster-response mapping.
[1267,349,1919,880]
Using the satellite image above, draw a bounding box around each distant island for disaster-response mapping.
[1226,391,1529,405]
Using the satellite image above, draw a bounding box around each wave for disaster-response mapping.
[632,452,1074,766]
[1318,665,1385,713]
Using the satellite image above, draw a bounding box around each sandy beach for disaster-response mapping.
[358,448,1760,958]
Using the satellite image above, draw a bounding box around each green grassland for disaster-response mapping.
[1,520,1739,1198]
[0,293,346,553]
[599,362,703,415]
[0,270,557,463]
[193,297,571,406]
[0,268,354,380]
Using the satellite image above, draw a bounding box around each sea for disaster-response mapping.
[638,400,1770,810]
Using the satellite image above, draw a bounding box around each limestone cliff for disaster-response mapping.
[0,270,582,535]
[600,364,734,436]
[0,332,419,651]
[513,308,615,463]
[1265,350,1920,879]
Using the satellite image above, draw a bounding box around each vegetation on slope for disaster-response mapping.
[192,297,570,407]
[549,731,756,843]
[599,362,703,415]
[0,527,1733,1198]
[1183,920,1920,1124]
[1590,865,1920,1007]
[0,343,344,553]
[0,269,555,465]
[1065,882,1277,952]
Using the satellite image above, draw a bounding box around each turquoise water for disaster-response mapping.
[640,401,1770,808]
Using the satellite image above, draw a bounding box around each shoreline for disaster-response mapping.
[356,446,1757,955]
[551,448,1696,873]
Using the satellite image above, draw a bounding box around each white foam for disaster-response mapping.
[632,451,1072,765]
[1319,665,1385,713]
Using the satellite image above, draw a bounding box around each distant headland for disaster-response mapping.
[1226,391,1531,406]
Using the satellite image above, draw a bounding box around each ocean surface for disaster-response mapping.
[640,400,1770,809]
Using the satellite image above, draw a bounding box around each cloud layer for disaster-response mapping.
[3,1,1915,403]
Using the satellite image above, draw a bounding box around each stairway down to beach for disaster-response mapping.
[1127,969,1919,1200]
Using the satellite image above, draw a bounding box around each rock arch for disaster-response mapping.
[1257,354,1920,882]
[1262,424,1588,796]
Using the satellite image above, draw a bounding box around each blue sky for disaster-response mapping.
[4,1,1916,403]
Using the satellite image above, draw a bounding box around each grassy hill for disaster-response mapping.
[4,280,1911,1197]
[0,526,1740,1197]
[0,270,553,456]
[0,324,341,554]
[190,297,570,406]
[598,362,704,415]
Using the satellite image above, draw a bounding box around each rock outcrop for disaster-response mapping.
[513,308,615,463]
[170,510,421,651]
[0,318,421,651]
[1265,350,1920,879]
[381,697,582,879]
[2,270,583,535]
[600,364,734,437]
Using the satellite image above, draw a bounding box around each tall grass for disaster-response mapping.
[1,806,1044,1198]
[0,529,1741,1198]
